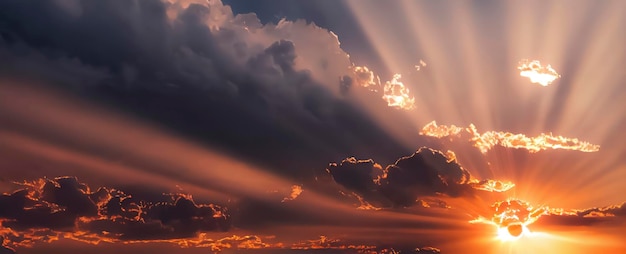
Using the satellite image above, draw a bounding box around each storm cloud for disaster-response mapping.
[0,0,417,181]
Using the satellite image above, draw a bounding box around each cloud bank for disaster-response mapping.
[0,177,229,250]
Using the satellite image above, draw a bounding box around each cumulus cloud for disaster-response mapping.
[0,0,415,182]
[327,147,511,208]
[0,0,353,98]
[0,177,229,250]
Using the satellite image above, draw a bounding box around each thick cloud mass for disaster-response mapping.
[0,0,415,180]
[328,147,475,208]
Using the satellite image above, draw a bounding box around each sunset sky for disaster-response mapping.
[1,0,625,253]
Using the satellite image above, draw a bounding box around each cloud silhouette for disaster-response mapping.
[326,147,503,208]
[0,177,229,249]
[538,202,626,226]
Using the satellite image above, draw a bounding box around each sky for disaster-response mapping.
[0,0,625,253]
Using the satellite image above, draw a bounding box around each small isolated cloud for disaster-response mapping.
[327,147,511,208]
[414,59,427,71]
[0,177,229,250]
[518,59,560,86]
[281,185,303,202]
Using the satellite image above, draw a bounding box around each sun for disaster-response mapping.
[497,223,529,242]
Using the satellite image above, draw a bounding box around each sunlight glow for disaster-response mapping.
[518,59,560,86]
[496,223,529,241]
[471,179,516,193]
[470,199,547,241]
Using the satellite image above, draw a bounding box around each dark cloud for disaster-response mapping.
[538,202,626,226]
[0,177,229,249]
[0,0,418,182]
[327,147,479,208]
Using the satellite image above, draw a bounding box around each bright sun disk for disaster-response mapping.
[497,223,529,242]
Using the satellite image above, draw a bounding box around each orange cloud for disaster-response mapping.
[0,176,230,251]
[470,199,548,240]
[420,121,600,153]
[470,179,515,193]
[281,185,303,202]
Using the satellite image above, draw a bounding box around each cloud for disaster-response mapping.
[538,202,626,226]
[470,199,546,230]
[0,0,352,97]
[345,66,416,110]
[291,235,441,253]
[0,0,414,182]
[327,147,510,208]
[517,59,560,86]
[281,185,303,202]
[420,121,600,154]
[0,177,229,250]
[472,199,626,232]
[381,74,416,110]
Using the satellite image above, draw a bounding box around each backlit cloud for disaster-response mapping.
[348,67,417,110]
[539,202,626,226]
[470,199,547,240]
[0,177,229,250]
[420,121,600,153]
[382,74,416,110]
[327,147,513,208]
[518,59,560,86]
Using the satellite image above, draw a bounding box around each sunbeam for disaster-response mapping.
[0,0,624,253]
